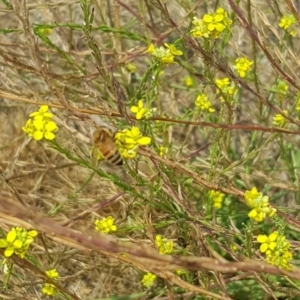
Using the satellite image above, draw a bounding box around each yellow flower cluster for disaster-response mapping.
[184,76,193,87]
[115,126,151,159]
[273,110,288,127]
[279,15,297,36]
[190,7,232,39]
[195,93,215,113]
[42,269,59,296]
[234,57,253,78]
[244,187,276,222]
[257,231,293,270]
[208,190,225,209]
[95,216,117,234]
[22,105,58,141]
[155,235,173,254]
[0,227,38,258]
[130,100,156,120]
[215,77,236,102]
[147,43,183,64]
[141,272,156,288]
[158,146,168,157]
[275,80,289,96]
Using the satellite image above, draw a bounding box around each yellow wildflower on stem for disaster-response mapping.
[95,216,117,234]
[0,227,38,258]
[184,76,193,87]
[215,77,236,102]
[234,57,253,78]
[279,15,297,36]
[131,100,147,120]
[273,110,288,127]
[275,80,289,96]
[195,93,215,113]
[46,269,59,279]
[208,190,225,209]
[147,43,182,64]
[190,7,232,39]
[244,187,276,222]
[141,272,156,288]
[158,146,168,157]
[22,105,58,141]
[257,231,293,270]
[31,119,58,140]
[42,268,59,296]
[42,283,57,296]
[115,126,151,159]
[29,105,53,120]
[257,231,278,253]
[130,100,156,119]
[155,235,173,254]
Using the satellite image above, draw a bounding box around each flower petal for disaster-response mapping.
[45,121,58,132]
[4,247,14,257]
[44,132,55,140]
[33,131,44,140]
[137,136,151,145]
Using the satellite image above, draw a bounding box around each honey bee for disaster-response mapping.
[92,127,123,166]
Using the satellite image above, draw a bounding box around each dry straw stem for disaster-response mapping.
[1,195,300,281]
[1,89,300,136]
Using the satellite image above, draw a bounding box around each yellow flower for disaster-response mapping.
[29,105,53,120]
[258,231,293,270]
[191,7,232,39]
[190,17,211,38]
[126,63,136,73]
[203,11,226,33]
[267,250,293,270]
[216,77,230,89]
[164,43,183,56]
[216,77,236,102]
[147,43,182,64]
[147,43,155,54]
[195,94,215,113]
[131,100,147,120]
[115,126,151,159]
[42,283,57,296]
[45,269,59,279]
[273,110,288,127]
[257,232,278,253]
[155,235,173,254]
[31,119,58,140]
[234,57,253,78]
[175,269,185,275]
[244,187,276,222]
[184,76,193,87]
[208,190,225,208]
[22,119,35,137]
[158,146,168,157]
[23,105,58,141]
[0,227,38,258]
[275,80,289,96]
[141,272,156,288]
[95,216,117,234]
[279,15,297,36]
